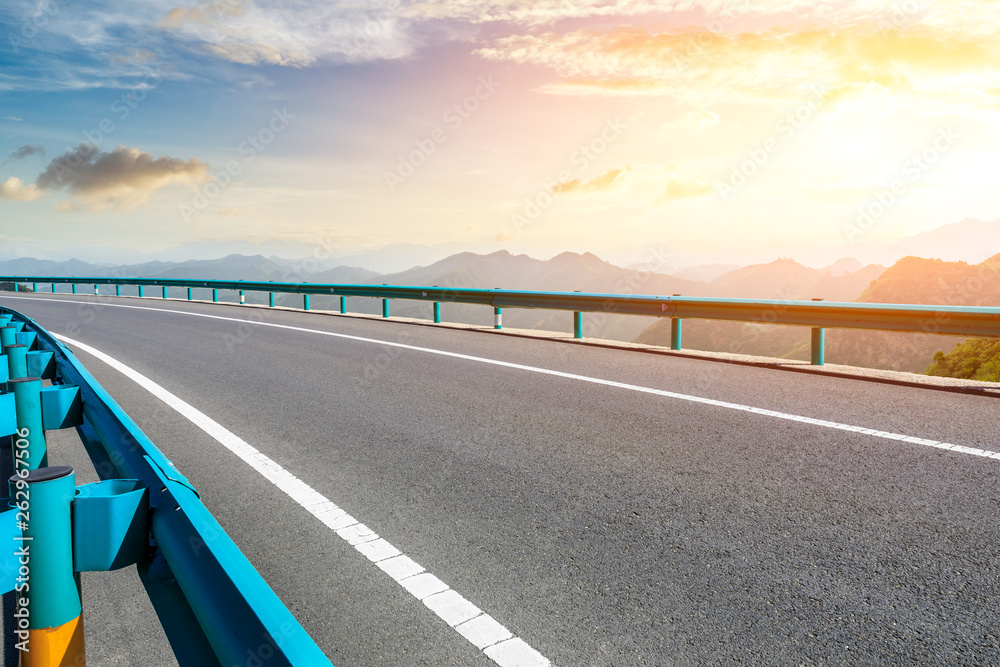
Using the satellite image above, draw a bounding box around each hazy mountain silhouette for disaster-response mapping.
[141,255,290,281]
[817,258,865,277]
[868,218,1000,265]
[672,264,739,282]
[0,257,111,276]
[0,254,288,281]
[709,258,885,300]
[309,266,380,283]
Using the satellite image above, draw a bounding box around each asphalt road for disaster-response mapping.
[3,293,999,666]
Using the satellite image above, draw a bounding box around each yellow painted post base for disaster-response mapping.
[20,614,85,666]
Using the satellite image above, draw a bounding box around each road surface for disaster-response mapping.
[3,293,999,666]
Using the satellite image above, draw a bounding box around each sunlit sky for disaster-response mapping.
[2,0,1000,267]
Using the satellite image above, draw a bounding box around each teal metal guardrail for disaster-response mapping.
[0,305,333,666]
[3,276,1000,366]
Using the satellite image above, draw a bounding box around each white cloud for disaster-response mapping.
[157,0,415,66]
[0,177,42,201]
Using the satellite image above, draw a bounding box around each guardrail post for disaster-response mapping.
[269,292,275,308]
[12,283,17,293]
[670,294,683,350]
[340,296,347,314]
[9,376,47,469]
[115,285,121,297]
[811,328,825,365]
[93,284,98,296]
[138,285,144,298]
[51,283,56,294]
[810,298,826,365]
[71,284,77,295]
[382,299,388,318]
[6,344,28,381]
[433,302,440,323]
[162,286,168,299]
[494,307,502,330]
[574,311,583,339]
[212,289,218,303]
[239,290,245,305]
[187,287,192,301]
[10,466,86,663]
[32,283,37,293]
[0,326,16,355]
[303,294,310,311]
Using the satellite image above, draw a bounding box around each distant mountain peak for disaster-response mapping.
[818,257,864,276]
[979,251,1000,268]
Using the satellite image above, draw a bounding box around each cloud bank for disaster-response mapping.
[157,0,414,66]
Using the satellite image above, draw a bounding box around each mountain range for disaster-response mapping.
[4,217,999,272]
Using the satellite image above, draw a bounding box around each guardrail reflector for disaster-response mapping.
[73,479,149,572]
[40,385,82,430]
[27,350,56,380]
[15,331,37,350]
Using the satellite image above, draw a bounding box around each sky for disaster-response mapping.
[2,0,1000,268]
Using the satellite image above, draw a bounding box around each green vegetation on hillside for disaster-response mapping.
[925,339,1000,382]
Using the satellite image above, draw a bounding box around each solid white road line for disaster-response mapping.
[54,333,551,667]
[12,294,1000,462]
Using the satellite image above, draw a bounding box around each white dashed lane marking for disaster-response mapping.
[55,334,551,667]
